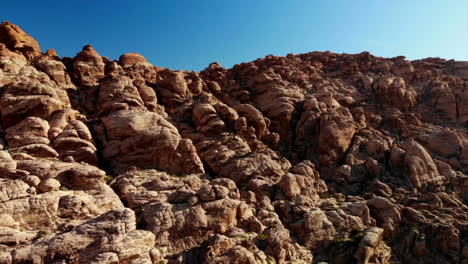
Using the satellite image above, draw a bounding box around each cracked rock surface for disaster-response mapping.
[0,22,467,264]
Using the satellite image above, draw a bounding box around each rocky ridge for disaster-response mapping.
[0,21,467,264]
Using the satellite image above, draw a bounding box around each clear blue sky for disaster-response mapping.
[2,0,467,71]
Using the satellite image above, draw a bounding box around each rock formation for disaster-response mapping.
[0,22,467,264]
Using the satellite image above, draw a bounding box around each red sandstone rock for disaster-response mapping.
[119,52,149,66]
[0,22,466,264]
[72,45,105,86]
[0,79,69,128]
[0,21,41,59]
[100,110,204,175]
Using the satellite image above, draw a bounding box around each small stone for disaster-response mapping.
[38,178,61,193]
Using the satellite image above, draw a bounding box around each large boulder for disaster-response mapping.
[373,76,416,111]
[101,110,204,175]
[0,79,68,128]
[0,21,41,59]
[72,45,105,86]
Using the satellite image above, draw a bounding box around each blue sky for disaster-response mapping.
[2,0,467,71]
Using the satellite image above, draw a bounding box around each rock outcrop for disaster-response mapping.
[0,21,467,264]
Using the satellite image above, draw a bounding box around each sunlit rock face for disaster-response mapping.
[0,21,467,264]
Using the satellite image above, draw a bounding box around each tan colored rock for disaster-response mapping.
[318,107,356,166]
[34,55,75,88]
[0,159,124,258]
[250,74,304,138]
[101,110,204,174]
[0,179,34,202]
[73,45,105,86]
[373,76,416,110]
[424,82,459,121]
[213,103,239,127]
[110,169,318,262]
[52,119,98,164]
[193,102,226,135]
[143,198,240,255]
[367,197,401,236]
[119,52,149,66]
[288,208,336,250]
[418,129,462,158]
[401,139,444,189]
[234,103,269,139]
[0,21,41,59]
[200,234,271,264]
[137,83,158,111]
[38,178,61,193]
[0,151,16,172]
[98,75,158,113]
[21,175,40,187]
[0,43,28,87]
[354,228,391,264]
[391,59,414,75]
[119,53,157,83]
[0,79,68,128]
[0,24,467,263]
[45,48,57,57]
[341,202,375,226]
[157,70,190,107]
[10,209,155,263]
[5,117,59,158]
[112,168,237,210]
[278,160,327,201]
[6,117,49,147]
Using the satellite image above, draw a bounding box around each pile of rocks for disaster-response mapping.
[0,21,466,264]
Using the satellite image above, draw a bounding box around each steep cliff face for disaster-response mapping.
[0,21,467,264]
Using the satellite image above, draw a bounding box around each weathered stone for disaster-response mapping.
[0,22,466,264]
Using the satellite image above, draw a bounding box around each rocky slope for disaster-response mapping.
[0,21,467,264]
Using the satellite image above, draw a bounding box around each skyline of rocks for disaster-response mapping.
[0,21,467,264]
